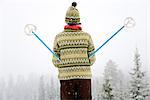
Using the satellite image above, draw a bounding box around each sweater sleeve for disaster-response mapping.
[52,35,61,68]
[88,35,96,66]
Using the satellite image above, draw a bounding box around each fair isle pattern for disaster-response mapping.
[58,66,92,80]
[57,31,93,50]
[52,30,96,80]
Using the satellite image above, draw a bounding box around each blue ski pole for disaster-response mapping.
[89,26,125,58]
[32,31,63,63]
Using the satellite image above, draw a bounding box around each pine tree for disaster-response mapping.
[117,70,127,100]
[103,60,125,100]
[101,78,114,100]
[0,78,5,100]
[129,48,150,100]
[6,75,15,100]
[104,60,118,87]
[38,75,45,100]
[93,76,103,100]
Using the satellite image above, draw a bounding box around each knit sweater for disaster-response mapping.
[52,26,96,80]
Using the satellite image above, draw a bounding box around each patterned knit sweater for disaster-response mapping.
[52,25,96,80]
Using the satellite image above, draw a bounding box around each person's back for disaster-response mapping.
[52,2,96,100]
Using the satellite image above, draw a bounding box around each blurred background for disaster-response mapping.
[0,0,150,99]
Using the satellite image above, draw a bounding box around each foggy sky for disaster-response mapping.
[0,0,150,79]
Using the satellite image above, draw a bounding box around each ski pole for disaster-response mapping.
[89,17,135,58]
[89,26,125,58]
[31,31,63,63]
[24,24,63,63]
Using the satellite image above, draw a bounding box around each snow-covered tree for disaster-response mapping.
[117,70,127,100]
[129,48,150,100]
[38,75,46,100]
[49,74,60,100]
[5,75,15,100]
[101,78,114,100]
[26,73,39,100]
[0,78,5,100]
[102,60,126,100]
[49,75,56,100]
[92,76,103,100]
[13,75,26,100]
[103,60,121,88]
[45,81,51,100]
[44,74,57,100]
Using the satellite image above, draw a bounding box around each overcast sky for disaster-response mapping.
[0,0,150,79]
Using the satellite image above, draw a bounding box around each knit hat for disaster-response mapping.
[65,2,81,25]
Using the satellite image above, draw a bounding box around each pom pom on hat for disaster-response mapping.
[72,2,77,7]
